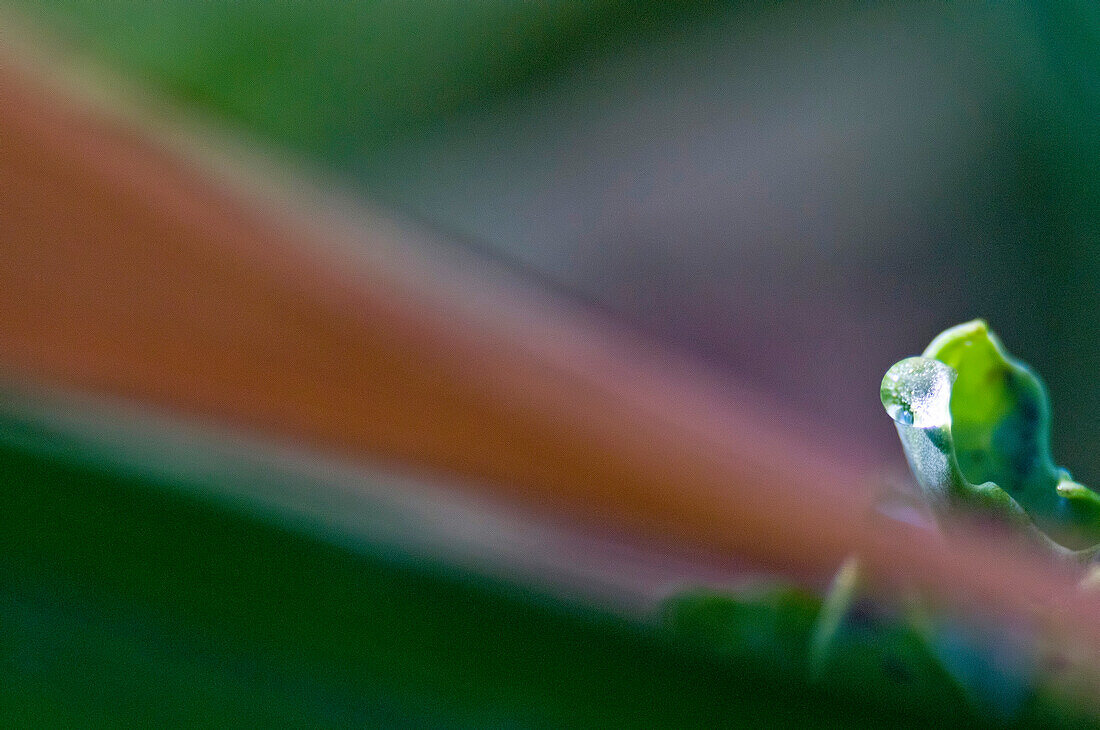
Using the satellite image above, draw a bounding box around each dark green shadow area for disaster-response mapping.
[3,0,715,161]
[0,408,1041,728]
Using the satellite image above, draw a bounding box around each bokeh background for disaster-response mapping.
[8,0,1098,479]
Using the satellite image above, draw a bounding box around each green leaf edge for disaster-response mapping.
[881,320,1100,560]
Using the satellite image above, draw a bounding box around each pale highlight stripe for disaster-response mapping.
[0,380,746,615]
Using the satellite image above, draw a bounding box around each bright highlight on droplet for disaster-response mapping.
[880,357,957,429]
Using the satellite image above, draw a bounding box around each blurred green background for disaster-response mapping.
[7,0,1098,478]
[0,388,1009,727]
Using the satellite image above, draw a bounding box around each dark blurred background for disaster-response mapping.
[8,0,1099,481]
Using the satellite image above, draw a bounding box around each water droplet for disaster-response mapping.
[880,357,956,428]
[887,403,914,425]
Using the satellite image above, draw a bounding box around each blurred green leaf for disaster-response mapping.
[662,585,978,720]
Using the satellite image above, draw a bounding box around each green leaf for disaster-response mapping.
[661,585,977,717]
[881,320,1100,552]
